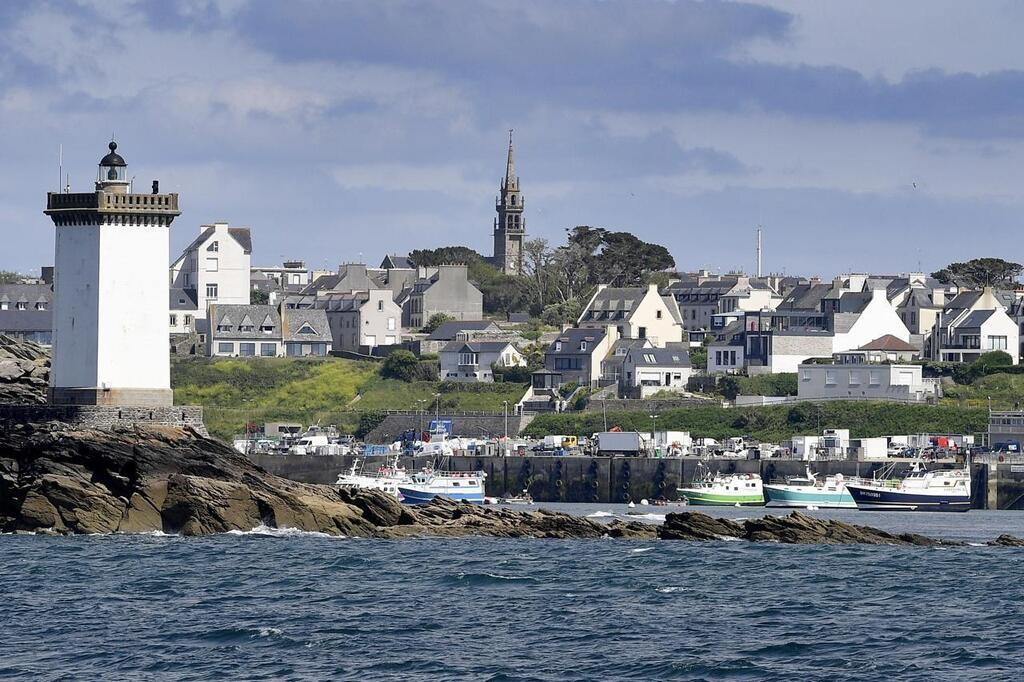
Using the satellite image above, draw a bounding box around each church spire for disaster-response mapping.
[505,128,515,184]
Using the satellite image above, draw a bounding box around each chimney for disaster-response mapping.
[151,180,159,194]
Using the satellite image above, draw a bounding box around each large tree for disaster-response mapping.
[932,258,1023,288]
[566,225,675,287]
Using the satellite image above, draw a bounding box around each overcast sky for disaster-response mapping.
[3,0,1024,278]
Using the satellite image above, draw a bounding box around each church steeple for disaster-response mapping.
[493,129,525,275]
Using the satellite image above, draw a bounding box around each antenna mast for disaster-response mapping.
[756,226,763,278]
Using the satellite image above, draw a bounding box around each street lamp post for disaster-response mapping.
[650,413,659,457]
[502,400,509,457]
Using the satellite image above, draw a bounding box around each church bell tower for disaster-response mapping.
[43,141,181,406]
[493,130,525,275]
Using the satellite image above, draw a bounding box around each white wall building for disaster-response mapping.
[439,340,525,382]
[169,222,252,324]
[43,141,181,406]
[797,362,939,402]
[577,283,684,347]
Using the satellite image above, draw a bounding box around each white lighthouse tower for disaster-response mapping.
[44,141,181,406]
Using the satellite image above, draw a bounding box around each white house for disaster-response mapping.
[169,222,252,331]
[621,345,693,397]
[931,288,1020,364]
[577,283,684,347]
[439,340,525,382]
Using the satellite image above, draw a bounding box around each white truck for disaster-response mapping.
[595,431,643,456]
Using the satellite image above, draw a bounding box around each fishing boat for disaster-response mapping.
[763,467,856,509]
[497,490,533,505]
[397,458,487,505]
[677,462,764,506]
[334,455,411,498]
[846,462,972,512]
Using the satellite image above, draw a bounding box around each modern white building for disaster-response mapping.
[43,141,181,406]
[797,361,939,402]
[930,288,1020,364]
[620,345,693,397]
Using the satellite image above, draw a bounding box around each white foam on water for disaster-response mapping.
[655,586,684,594]
[631,547,655,553]
[253,627,282,638]
[226,525,341,539]
[586,511,616,518]
[626,513,667,521]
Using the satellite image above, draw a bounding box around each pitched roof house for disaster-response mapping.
[577,283,683,347]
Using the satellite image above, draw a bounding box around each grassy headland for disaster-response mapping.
[171,357,528,441]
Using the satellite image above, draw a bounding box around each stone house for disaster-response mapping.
[322,289,402,354]
[207,304,331,357]
[398,265,483,329]
[536,327,614,388]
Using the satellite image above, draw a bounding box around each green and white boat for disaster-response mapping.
[677,462,764,506]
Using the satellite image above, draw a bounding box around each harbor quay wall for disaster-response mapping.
[0,403,207,435]
[991,463,1024,510]
[249,454,992,508]
[364,413,532,444]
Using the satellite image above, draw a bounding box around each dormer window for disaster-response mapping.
[208,241,219,252]
[580,341,587,352]
[555,341,562,352]
[16,301,27,311]
[260,324,274,333]
[35,302,46,311]
[297,323,317,335]
[240,325,254,333]
[217,324,232,332]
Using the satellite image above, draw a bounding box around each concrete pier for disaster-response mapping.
[250,454,994,509]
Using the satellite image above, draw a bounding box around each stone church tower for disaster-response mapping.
[492,130,525,275]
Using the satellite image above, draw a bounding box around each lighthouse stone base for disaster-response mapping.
[48,387,174,407]
[0,403,207,435]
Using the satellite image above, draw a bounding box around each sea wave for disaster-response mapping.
[445,572,538,586]
[225,525,342,539]
[586,511,616,518]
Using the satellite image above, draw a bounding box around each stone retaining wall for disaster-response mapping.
[364,413,531,444]
[0,404,208,435]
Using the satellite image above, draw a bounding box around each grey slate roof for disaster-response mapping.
[282,308,332,343]
[627,346,691,367]
[426,320,499,341]
[179,225,252,258]
[0,310,52,332]
[441,340,516,354]
[585,287,645,314]
[958,309,996,328]
[170,287,198,311]
[210,304,280,339]
[548,328,606,354]
[380,255,413,269]
[0,283,52,306]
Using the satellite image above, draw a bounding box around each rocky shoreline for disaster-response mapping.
[1,421,1022,545]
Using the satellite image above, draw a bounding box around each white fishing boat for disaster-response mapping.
[397,460,487,505]
[334,455,411,498]
[677,461,764,506]
[846,461,972,512]
[763,467,856,509]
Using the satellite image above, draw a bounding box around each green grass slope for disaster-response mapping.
[172,357,527,441]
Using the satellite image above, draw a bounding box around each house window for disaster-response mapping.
[643,353,657,363]
[240,324,254,333]
[0,301,7,310]
[184,315,193,325]
[715,351,722,365]
[580,341,587,352]
[208,241,219,252]
[170,314,178,326]
[638,327,647,339]
[297,323,317,335]
[387,318,396,331]
[16,301,27,311]
[260,343,276,357]
[364,334,377,346]
[378,300,384,311]
[989,336,1008,350]
[656,310,663,319]
[801,369,811,382]
[849,371,861,386]
[825,370,837,386]
[35,302,46,311]
[555,341,562,352]
[554,357,583,370]
[206,258,219,272]
[260,324,274,333]
[459,352,477,365]
[206,283,218,299]
[239,343,256,357]
[729,351,736,365]
[869,370,881,386]
[217,324,232,332]
[217,342,234,354]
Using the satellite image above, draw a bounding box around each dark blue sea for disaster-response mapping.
[3,506,1024,681]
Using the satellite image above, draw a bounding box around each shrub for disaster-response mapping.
[355,411,387,439]
[380,350,419,382]
[492,364,533,384]
[422,313,455,334]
